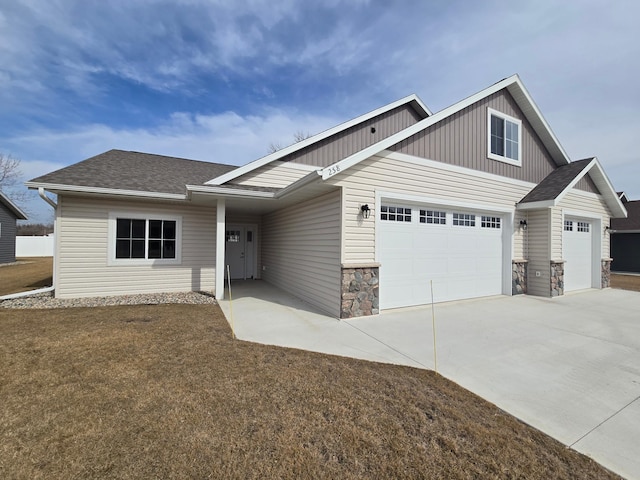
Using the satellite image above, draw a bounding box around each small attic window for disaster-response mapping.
[488,108,522,167]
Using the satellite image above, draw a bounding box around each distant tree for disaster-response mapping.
[267,130,313,154]
[0,152,28,205]
[17,223,54,236]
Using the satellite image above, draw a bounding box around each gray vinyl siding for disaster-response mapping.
[527,209,551,296]
[55,196,216,298]
[230,161,313,188]
[390,90,598,193]
[0,202,18,264]
[261,189,341,317]
[281,104,423,168]
[328,154,531,263]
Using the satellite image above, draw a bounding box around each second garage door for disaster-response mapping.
[563,218,593,291]
[378,204,504,309]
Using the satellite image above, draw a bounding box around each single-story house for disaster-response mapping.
[0,191,28,264]
[610,193,640,273]
[26,74,626,318]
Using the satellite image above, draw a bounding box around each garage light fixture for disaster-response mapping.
[519,220,528,230]
[360,204,371,219]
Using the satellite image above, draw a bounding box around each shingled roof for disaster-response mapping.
[611,200,640,231]
[518,158,593,204]
[28,150,238,195]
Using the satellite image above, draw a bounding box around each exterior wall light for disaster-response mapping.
[519,219,528,230]
[360,204,371,219]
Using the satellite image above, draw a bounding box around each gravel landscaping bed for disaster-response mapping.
[1,291,217,309]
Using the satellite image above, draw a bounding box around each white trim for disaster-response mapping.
[517,200,555,210]
[107,212,183,266]
[186,184,275,198]
[215,200,226,300]
[380,150,537,189]
[487,107,522,167]
[376,190,515,215]
[26,182,186,200]
[274,170,323,198]
[207,94,431,186]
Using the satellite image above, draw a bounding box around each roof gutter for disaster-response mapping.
[186,184,276,199]
[38,187,57,209]
[26,182,187,201]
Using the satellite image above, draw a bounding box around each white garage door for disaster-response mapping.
[563,218,593,291]
[379,204,503,309]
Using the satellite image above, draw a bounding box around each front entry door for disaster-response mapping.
[225,225,256,279]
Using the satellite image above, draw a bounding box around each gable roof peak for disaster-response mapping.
[206,93,431,186]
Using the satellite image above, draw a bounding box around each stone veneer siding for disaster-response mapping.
[550,261,564,297]
[601,259,611,288]
[341,265,379,318]
[512,261,528,295]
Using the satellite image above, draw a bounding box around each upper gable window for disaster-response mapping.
[488,108,522,167]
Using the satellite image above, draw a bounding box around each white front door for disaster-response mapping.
[563,218,593,291]
[225,225,256,280]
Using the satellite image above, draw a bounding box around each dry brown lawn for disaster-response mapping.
[0,304,619,479]
[0,257,53,296]
[611,273,640,292]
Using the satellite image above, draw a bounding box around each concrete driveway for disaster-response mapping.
[219,283,640,479]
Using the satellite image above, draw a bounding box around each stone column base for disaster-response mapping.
[550,261,564,297]
[512,260,528,295]
[601,259,612,288]
[341,264,380,319]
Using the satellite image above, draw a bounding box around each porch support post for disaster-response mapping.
[215,199,226,300]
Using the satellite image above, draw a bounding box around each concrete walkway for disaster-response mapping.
[219,281,640,479]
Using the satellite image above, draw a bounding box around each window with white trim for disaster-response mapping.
[481,216,501,229]
[577,221,590,233]
[452,213,475,227]
[381,205,412,222]
[488,108,521,166]
[420,209,446,224]
[109,213,182,264]
[564,220,573,231]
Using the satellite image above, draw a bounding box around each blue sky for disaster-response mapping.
[2,0,639,223]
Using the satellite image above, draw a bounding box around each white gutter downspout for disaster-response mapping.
[38,187,57,209]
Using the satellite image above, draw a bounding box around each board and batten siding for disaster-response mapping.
[389,90,598,194]
[526,209,551,296]
[261,189,341,317]
[328,154,532,264]
[282,104,423,168]
[0,202,18,264]
[55,196,216,298]
[230,161,314,188]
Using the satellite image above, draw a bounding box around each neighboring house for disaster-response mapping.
[0,191,28,264]
[610,194,640,273]
[26,75,626,318]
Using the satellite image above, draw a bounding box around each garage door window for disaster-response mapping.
[381,205,412,222]
[481,216,501,229]
[453,213,475,227]
[564,220,573,231]
[420,210,446,225]
[577,222,590,233]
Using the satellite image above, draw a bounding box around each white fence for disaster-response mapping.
[16,235,55,257]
